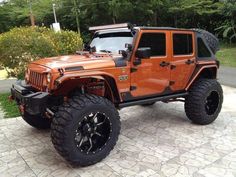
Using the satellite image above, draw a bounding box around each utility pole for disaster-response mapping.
[29,0,35,26]
[73,0,81,34]
[52,3,57,23]
[52,3,61,32]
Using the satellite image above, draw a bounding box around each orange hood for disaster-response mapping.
[30,53,118,71]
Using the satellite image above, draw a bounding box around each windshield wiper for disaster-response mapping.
[100,50,112,53]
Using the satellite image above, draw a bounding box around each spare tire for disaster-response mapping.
[192,29,220,54]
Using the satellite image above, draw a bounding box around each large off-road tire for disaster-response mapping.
[185,79,223,125]
[21,112,51,129]
[51,94,121,166]
[192,28,219,54]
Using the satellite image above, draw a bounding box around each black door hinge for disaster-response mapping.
[130,86,137,91]
[131,68,138,73]
[169,81,175,86]
[133,58,142,66]
[170,65,176,70]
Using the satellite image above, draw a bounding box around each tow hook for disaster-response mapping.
[45,108,55,119]
[19,105,25,114]
[8,95,13,101]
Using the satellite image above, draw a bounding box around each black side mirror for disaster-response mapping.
[135,47,151,59]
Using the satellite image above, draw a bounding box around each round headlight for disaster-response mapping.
[47,73,51,83]
[25,68,30,81]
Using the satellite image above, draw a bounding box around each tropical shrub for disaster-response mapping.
[0,27,83,78]
[216,21,236,44]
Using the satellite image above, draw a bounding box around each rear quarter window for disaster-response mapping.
[197,38,211,58]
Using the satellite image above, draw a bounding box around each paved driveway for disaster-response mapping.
[219,66,236,88]
[0,86,236,177]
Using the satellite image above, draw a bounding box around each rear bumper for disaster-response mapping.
[11,80,49,115]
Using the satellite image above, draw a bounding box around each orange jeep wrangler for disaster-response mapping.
[11,23,223,166]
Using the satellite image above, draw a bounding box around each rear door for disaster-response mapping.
[170,31,196,91]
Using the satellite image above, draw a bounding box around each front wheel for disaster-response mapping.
[185,79,223,125]
[51,94,121,166]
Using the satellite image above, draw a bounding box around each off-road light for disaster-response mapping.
[89,23,132,31]
[47,73,51,83]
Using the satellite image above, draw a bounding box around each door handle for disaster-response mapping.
[160,61,170,67]
[185,59,194,65]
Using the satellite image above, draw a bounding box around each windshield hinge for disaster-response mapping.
[130,86,137,91]
[131,68,137,73]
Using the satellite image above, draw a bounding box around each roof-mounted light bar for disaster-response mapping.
[89,23,133,31]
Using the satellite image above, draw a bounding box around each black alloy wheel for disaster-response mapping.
[74,112,112,154]
[205,91,220,115]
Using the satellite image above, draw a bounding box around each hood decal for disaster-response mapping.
[65,66,84,72]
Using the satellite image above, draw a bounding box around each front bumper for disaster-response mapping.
[11,81,49,115]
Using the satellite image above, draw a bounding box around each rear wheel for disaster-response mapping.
[21,111,51,129]
[51,94,121,166]
[185,79,223,125]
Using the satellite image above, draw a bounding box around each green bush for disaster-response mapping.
[0,27,83,78]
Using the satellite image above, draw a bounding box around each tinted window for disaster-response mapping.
[197,38,211,57]
[138,33,166,56]
[173,34,193,55]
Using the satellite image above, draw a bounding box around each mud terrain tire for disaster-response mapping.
[51,94,121,166]
[192,29,219,54]
[22,112,51,129]
[185,79,223,125]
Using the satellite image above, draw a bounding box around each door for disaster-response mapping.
[130,30,171,98]
[170,31,196,91]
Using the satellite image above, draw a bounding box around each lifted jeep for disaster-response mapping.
[11,23,223,166]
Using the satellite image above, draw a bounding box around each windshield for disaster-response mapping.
[90,32,133,54]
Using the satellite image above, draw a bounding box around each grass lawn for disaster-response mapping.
[217,44,236,67]
[0,93,20,118]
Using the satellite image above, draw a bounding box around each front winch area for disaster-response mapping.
[11,81,49,115]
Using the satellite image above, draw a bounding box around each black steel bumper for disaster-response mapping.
[11,81,49,115]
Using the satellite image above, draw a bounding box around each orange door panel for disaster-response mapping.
[130,30,171,97]
[170,31,196,91]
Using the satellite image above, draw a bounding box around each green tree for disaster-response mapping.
[0,0,234,43]
[216,0,236,43]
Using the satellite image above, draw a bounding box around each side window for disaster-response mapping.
[173,34,193,55]
[197,38,211,57]
[138,33,166,56]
